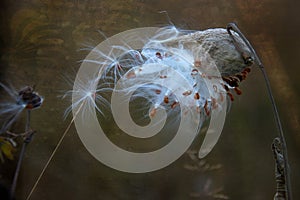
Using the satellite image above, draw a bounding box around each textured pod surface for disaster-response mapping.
[162,28,253,77]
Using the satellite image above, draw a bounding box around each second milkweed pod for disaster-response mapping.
[17,86,44,110]
[0,83,43,134]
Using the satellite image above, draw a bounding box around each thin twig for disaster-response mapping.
[10,142,27,199]
[25,101,85,200]
[10,110,33,199]
[227,22,292,200]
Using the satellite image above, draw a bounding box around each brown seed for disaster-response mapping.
[194,92,200,100]
[228,78,239,87]
[236,74,244,81]
[149,108,157,117]
[171,101,179,109]
[241,73,247,80]
[234,87,242,95]
[194,60,201,67]
[156,52,162,59]
[182,90,192,96]
[164,96,169,104]
[223,84,229,91]
[155,89,161,94]
[219,93,224,102]
[204,100,210,116]
[227,92,234,101]
[231,76,240,83]
[126,71,136,79]
[243,67,251,73]
[222,77,231,84]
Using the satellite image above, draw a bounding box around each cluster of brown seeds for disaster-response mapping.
[222,67,251,101]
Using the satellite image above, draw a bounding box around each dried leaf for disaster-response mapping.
[0,137,16,161]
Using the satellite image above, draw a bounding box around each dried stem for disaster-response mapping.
[10,110,34,200]
[227,22,292,200]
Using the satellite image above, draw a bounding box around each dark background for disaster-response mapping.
[0,0,299,199]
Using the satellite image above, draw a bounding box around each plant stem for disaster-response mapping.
[10,110,33,200]
[227,22,292,200]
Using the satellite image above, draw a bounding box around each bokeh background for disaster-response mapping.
[0,0,299,199]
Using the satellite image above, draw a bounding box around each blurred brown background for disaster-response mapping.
[0,0,299,199]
